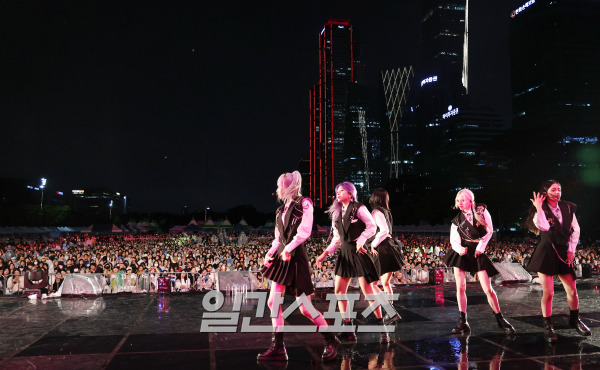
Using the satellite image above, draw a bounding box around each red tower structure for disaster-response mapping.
[309,19,358,208]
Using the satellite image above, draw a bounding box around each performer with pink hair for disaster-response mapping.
[259,171,339,362]
[316,181,389,343]
[443,189,515,335]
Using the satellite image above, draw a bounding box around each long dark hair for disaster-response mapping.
[523,180,561,235]
[369,188,390,212]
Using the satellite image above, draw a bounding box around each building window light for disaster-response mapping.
[514,84,542,98]
[565,103,591,107]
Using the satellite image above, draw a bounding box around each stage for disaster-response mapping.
[1,280,600,369]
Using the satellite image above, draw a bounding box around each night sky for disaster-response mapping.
[1,1,523,213]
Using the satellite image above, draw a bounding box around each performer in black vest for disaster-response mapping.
[367,188,404,324]
[525,180,591,342]
[259,171,340,362]
[443,189,515,335]
[316,182,389,343]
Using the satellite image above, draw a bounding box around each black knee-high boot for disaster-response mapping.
[495,312,516,334]
[569,309,591,336]
[452,311,471,334]
[257,332,288,361]
[543,317,557,343]
[338,319,357,342]
[378,318,390,343]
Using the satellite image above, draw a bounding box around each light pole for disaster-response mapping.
[40,178,47,213]
[109,200,113,220]
[205,207,210,222]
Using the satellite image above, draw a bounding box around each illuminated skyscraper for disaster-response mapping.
[396,1,507,194]
[510,0,599,135]
[509,0,600,183]
[309,19,360,208]
[401,0,469,184]
[416,0,468,136]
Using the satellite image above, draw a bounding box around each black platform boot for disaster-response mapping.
[321,332,341,361]
[378,318,390,343]
[383,305,402,325]
[495,312,516,334]
[543,317,558,343]
[338,319,357,342]
[452,311,471,335]
[257,332,288,361]
[569,310,591,336]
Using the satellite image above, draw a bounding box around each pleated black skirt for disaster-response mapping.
[374,238,405,275]
[443,241,499,277]
[262,252,314,296]
[527,241,576,279]
[334,241,380,284]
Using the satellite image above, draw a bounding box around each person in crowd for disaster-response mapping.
[109,266,124,293]
[525,180,591,342]
[149,266,160,292]
[0,267,10,294]
[418,264,430,284]
[367,188,404,323]
[51,270,66,293]
[443,189,515,335]
[7,268,23,294]
[255,271,269,290]
[259,171,339,362]
[137,265,149,292]
[176,270,191,292]
[316,181,388,343]
[188,267,199,290]
[315,273,334,288]
[391,270,408,285]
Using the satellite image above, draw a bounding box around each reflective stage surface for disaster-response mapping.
[1,280,600,369]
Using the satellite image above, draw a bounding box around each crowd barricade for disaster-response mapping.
[1,272,65,296]
[2,265,597,297]
[310,267,476,288]
[100,272,216,294]
[0,271,274,296]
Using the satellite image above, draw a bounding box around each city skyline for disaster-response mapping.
[1,1,521,213]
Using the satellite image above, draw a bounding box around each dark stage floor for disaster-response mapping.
[1,280,600,369]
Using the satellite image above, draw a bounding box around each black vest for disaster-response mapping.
[540,201,576,247]
[335,201,365,242]
[275,197,311,256]
[451,203,488,241]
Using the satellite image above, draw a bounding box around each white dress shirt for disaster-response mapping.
[370,209,391,249]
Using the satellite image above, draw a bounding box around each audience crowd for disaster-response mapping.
[1,231,599,295]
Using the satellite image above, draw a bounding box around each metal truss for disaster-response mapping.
[381,66,414,178]
[358,109,370,195]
